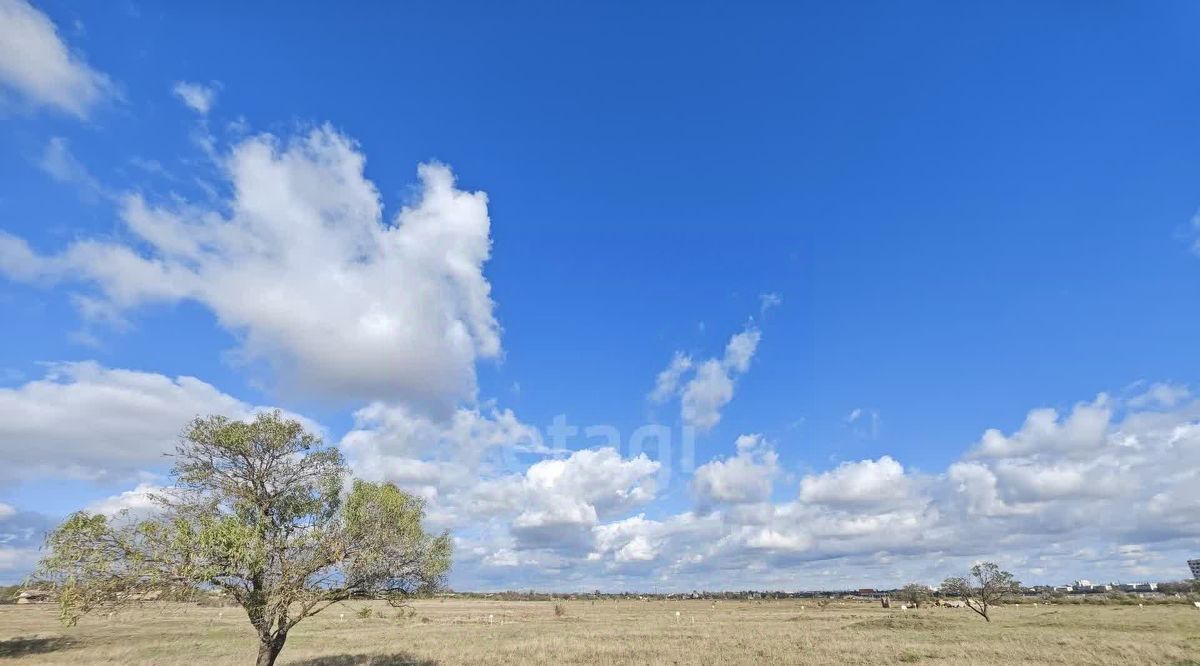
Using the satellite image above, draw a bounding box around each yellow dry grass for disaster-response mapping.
[1,598,1198,665]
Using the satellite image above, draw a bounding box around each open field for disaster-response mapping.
[1,598,1198,665]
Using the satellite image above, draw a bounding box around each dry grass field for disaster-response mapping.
[1,598,1198,665]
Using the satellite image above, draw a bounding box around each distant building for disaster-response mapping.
[14,589,53,604]
[1116,583,1157,592]
[1189,559,1200,580]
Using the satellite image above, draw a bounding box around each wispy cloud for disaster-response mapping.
[0,0,114,118]
[759,292,782,314]
[845,407,880,439]
[38,136,107,202]
[650,325,762,433]
[172,80,218,115]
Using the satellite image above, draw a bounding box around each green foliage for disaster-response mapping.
[0,584,21,604]
[898,583,930,608]
[395,606,417,620]
[37,411,451,666]
[355,606,373,619]
[1159,580,1200,596]
[342,480,451,602]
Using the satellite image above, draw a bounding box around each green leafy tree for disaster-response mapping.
[1157,580,1200,595]
[898,583,930,608]
[37,412,451,666]
[942,562,1020,622]
[0,584,20,604]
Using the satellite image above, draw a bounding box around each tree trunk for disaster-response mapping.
[256,632,287,666]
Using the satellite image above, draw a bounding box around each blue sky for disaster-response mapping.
[2,0,1200,590]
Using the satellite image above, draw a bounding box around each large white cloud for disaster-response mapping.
[590,515,662,564]
[970,395,1111,459]
[950,395,1200,542]
[453,388,1200,589]
[0,0,113,117]
[798,456,911,506]
[692,434,778,508]
[464,446,660,553]
[512,448,659,529]
[0,126,501,409]
[0,361,263,481]
[764,394,1199,582]
[85,482,166,517]
[340,400,660,555]
[34,378,1185,591]
[340,401,545,511]
[7,358,1200,589]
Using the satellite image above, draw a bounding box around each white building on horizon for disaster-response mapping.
[1189,559,1200,580]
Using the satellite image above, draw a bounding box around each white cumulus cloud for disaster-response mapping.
[86,482,166,517]
[340,401,545,512]
[0,0,113,117]
[494,448,660,551]
[0,126,501,409]
[799,456,911,506]
[0,361,267,481]
[970,396,1111,459]
[692,434,778,508]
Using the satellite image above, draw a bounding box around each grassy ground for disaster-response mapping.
[1,598,1198,665]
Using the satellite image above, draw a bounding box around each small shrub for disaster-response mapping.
[395,606,416,620]
[420,616,431,623]
[355,607,372,619]
[0,585,21,604]
[554,603,567,617]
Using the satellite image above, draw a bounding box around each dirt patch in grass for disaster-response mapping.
[898,651,941,663]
